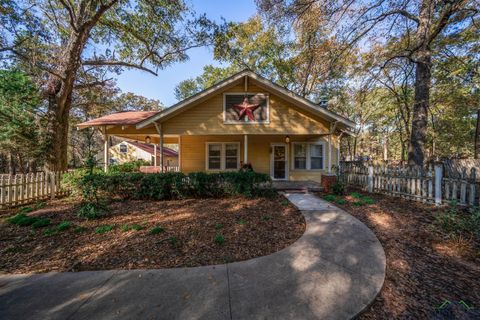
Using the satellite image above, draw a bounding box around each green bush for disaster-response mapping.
[150,226,165,234]
[32,218,51,229]
[331,181,345,195]
[435,205,480,242]
[108,160,150,173]
[67,170,273,201]
[214,233,225,245]
[57,221,72,231]
[7,213,37,226]
[323,194,337,202]
[95,225,114,234]
[335,198,347,205]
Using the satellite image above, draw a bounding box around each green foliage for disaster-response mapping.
[169,236,179,247]
[350,192,363,199]
[335,198,347,205]
[74,226,87,233]
[108,160,150,173]
[323,194,337,202]
[95,225,114,234]
[43,228,57,237]
[17,207,34,214]
[331,181,345,195]
[121,224,130,232]
[281,199,289,206]
[68,170,273,201]
[150,226,165,235]
[131,224,143,231]
[214,223,223,230]
[34,201,46,210]
[237,218,246,225]
[7,213,38,226]
[57,221,71,231]
[214,233,225,245]
[77,202,107,219]
[349,192,375,206]
[434,205,480,242]
[31,218,50,229]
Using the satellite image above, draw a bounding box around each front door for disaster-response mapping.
[271,144,288,180]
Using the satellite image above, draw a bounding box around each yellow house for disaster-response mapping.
[78,70,355,182]
[108,141,178,167]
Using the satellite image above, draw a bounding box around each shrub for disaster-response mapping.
[336,198,347,205]
[108,160,150,173]
[331,181,345,195]
[121,224,130,232]
[57,221,72,231]
[350,192,363,199]
[95,225,114,234]
[131,224,143,231]
[32,218,51,229]
[150,226,165,235]
[78,202,107,219]
[67,170,274,201]
[214,233,225,245]
[7,213,38,226]
[434,205,480,242]
[323,194,337,202]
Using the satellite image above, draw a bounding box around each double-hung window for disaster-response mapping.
[207,143,240,170]
[292,143,324,170]
[119,144,128,154]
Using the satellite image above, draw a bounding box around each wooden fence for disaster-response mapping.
[0,172,69,209]
[339,162,478,207]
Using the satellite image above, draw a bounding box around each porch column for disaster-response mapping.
[244,134,248,165]
[328,134,332,173]
[154,122,164,172]
[103,126,109,172]
[153,144,157,167]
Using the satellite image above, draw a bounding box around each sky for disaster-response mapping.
[114,0,257,107]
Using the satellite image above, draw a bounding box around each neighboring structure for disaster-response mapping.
[78,70,355,182]
[109,141,178,167]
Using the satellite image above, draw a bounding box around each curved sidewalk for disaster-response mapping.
[0,193,385,320]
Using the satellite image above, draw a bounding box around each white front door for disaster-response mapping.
[271,144,288,180]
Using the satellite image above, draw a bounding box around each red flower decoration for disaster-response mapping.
[233,97,260,121]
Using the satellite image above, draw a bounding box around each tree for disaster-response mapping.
[258,0,480,165]
[1,0,217,171]
[0,69,42,174]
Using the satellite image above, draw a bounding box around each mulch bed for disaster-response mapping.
[320,190,480,319]
[0,196,305,274]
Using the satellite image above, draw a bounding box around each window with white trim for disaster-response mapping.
[206,143,240,170]
[292,143,325,170]
[119,144,128,154]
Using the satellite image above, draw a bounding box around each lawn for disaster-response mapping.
[0,196,305,274]
[321,190,480,319]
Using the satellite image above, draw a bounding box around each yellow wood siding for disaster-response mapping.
[162,83,331,135]
[179,134,339,182]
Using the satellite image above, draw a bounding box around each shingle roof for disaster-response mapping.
[77,111,160,129]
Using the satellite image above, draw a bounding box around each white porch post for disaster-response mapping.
[103,126,109,172]
[154,122,164,172]
[328,134,332,173]
[153,144,157,167]
[244,134,248,165]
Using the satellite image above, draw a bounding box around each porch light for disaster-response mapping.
[145,136,151,144]
[285,135,290,144]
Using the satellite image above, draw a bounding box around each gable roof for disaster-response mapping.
[136,69,355,129]
[125,141,178,157]
[77,111,160,129]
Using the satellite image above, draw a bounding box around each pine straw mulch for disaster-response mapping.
[0,196,305,274]
[320,190,480,319]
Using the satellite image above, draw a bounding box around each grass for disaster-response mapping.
[214,233,225,245]
[150,226,165,235]
[95,225,114,234]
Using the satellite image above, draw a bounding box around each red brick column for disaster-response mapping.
[321,174,337,193]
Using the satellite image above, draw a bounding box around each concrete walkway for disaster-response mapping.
[0,194,385,320]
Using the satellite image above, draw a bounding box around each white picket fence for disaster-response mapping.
[339,162,478,207]
[0,172,69,209]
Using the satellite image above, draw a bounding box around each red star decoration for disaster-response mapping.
[233,97,260,121]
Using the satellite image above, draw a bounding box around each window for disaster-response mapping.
[206,143,240,170]
[292,142,324,170]
[119,144,128,154]
[208,144,222,170]
[310,144,324,169]
[293,143,307,169]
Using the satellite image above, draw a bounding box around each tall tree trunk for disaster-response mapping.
[475,109,480,159]
[408,52,431,166]
[8,152,15,175]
